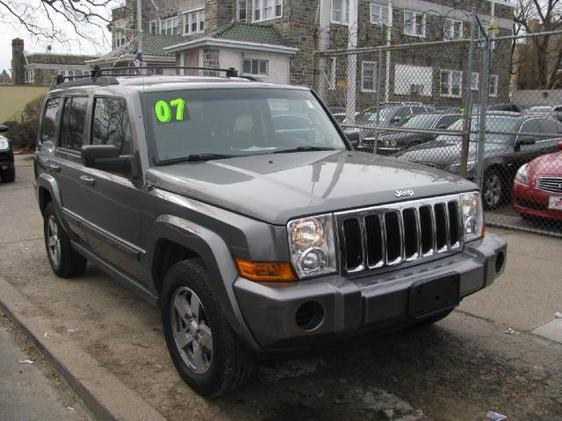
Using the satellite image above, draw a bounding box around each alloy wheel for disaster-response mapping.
[171,286,213,374]
[47,215,61,267]
[484,174,502,208]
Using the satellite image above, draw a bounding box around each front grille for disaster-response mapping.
[537,177,562,194]
[337,195,463,274]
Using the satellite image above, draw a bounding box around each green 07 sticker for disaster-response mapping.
[154,98,186,123]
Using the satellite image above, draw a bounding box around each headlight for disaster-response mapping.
[287,214,337,278]
[460,192,484,242]
[0,138,8,152]
[515,163,529,185]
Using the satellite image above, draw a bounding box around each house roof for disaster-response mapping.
[25,53,97,65]
[130,33,184,57]
[208,22,290,47]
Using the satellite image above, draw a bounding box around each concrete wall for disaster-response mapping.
[0,86,48,123]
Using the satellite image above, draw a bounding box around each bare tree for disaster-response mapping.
[0,0,113,47]
[513,0,562,89]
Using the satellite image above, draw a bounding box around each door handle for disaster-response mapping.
[79,175,96,186]
[48,163,61,173]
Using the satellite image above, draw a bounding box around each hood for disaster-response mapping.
[146,150,475,225]
[379,131,432,144]
[527,150,562,182]
[395,140,511,169]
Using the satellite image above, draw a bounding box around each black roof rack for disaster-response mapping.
[51,66,255,89]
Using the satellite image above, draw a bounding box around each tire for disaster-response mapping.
[161,259,255,397]
[482,168,505,210]
[43,202,87,278]
[2,166,15,182]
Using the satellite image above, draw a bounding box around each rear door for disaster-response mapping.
[77,96,144,280]
[51,95,91,243]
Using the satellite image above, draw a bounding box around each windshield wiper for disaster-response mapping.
[273,146,338,154]
[159,153,235,165]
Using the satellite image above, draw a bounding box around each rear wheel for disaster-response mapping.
[43,202,87,278]
[161,259,255,397]
[483,169,505,210]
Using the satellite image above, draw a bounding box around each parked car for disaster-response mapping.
[552,104,562,122]
[35,69,506,397]
[360,113,461,155]
[395,112,562,210]
[489,103,522,113]
[512,140,562,221]
[0,125,15,183]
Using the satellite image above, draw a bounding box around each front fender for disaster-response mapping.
[36,173,72,233]
[147,215,260,350]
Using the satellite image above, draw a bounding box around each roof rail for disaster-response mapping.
[51,66,254,89]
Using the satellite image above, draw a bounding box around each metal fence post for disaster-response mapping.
[373,48,384,155]
[460,8,477,178]
[476,37,491,191]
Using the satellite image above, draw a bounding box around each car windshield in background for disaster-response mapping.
[356,107,396,125]
[142,88,346,163]
[435,115,520,144]
[402,114,439,129]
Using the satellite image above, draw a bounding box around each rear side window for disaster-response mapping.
[59,97,89,150]
[41,98,61,142]
[91,97,132,155]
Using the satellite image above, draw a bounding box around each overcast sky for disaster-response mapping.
[0,4,112,74]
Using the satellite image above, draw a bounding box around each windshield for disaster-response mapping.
[435,115,520,144]
[142,88,346,163]
[356,107,397,125]
[402,114,439,129]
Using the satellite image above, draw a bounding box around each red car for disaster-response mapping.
[513,141,562,221]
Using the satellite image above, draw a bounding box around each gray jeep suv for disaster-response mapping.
[34,69,506,397]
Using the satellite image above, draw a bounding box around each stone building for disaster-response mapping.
[108,0,516,104]
[11,39,97,86]
[0,70,11,85]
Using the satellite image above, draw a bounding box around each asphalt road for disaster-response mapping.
[0,155,561,420]
[0,312,90,421]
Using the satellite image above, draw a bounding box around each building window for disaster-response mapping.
[326,57,336,90]
[253,0,282,22]
[489,74,499,97]
[440,70,462,97]
[183,9,205,34]
[404,10,425,37]
[161,16,179,35]
[25,69,35,84]
[243,59,269,76]
[114,30,127,48]
[331,0,349,25]
[237,0,247,21]
[394,64,433,96]
[361,61,377,92]
[471,72,479,91]
[370,3,388,26]
[149,20,158,34]
[444,18,463,40]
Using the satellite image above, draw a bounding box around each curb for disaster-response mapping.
[0,276,167,421]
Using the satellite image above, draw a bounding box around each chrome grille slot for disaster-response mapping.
[402,208,419,260]
[336,194,464,275]
[365,215,384,268]
[537,177,562,193]
[342,218,364,272]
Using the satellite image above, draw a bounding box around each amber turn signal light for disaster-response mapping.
[235,258,296,282]
[481,223,486,238]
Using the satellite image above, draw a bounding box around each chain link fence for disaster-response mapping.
[315,27,562,238]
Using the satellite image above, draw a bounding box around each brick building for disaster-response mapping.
[108,0,516,103]
[10,39,97,86]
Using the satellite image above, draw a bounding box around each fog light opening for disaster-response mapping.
[295,301,324,331]
[495,251,505,274]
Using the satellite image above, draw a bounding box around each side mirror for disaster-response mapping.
[81,145,138,178]
[558,141,562,151]
[0,124,8,134]
[345,130,361,149]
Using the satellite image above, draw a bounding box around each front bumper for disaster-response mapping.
[512,181,562,221]
[234,234,506,350]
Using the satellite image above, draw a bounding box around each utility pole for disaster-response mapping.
[345,0,358,124]
[137,0,143,66]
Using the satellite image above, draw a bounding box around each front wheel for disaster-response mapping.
[483,169,505,210]
[1,166,15,182]
[161,259,255,397]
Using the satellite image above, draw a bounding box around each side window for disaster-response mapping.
[59,97,89,150]
[537,119,559,138]
[411,106,426,114]
[40,98,62,143]
[438,115,460,128]
[91,97,132,155]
